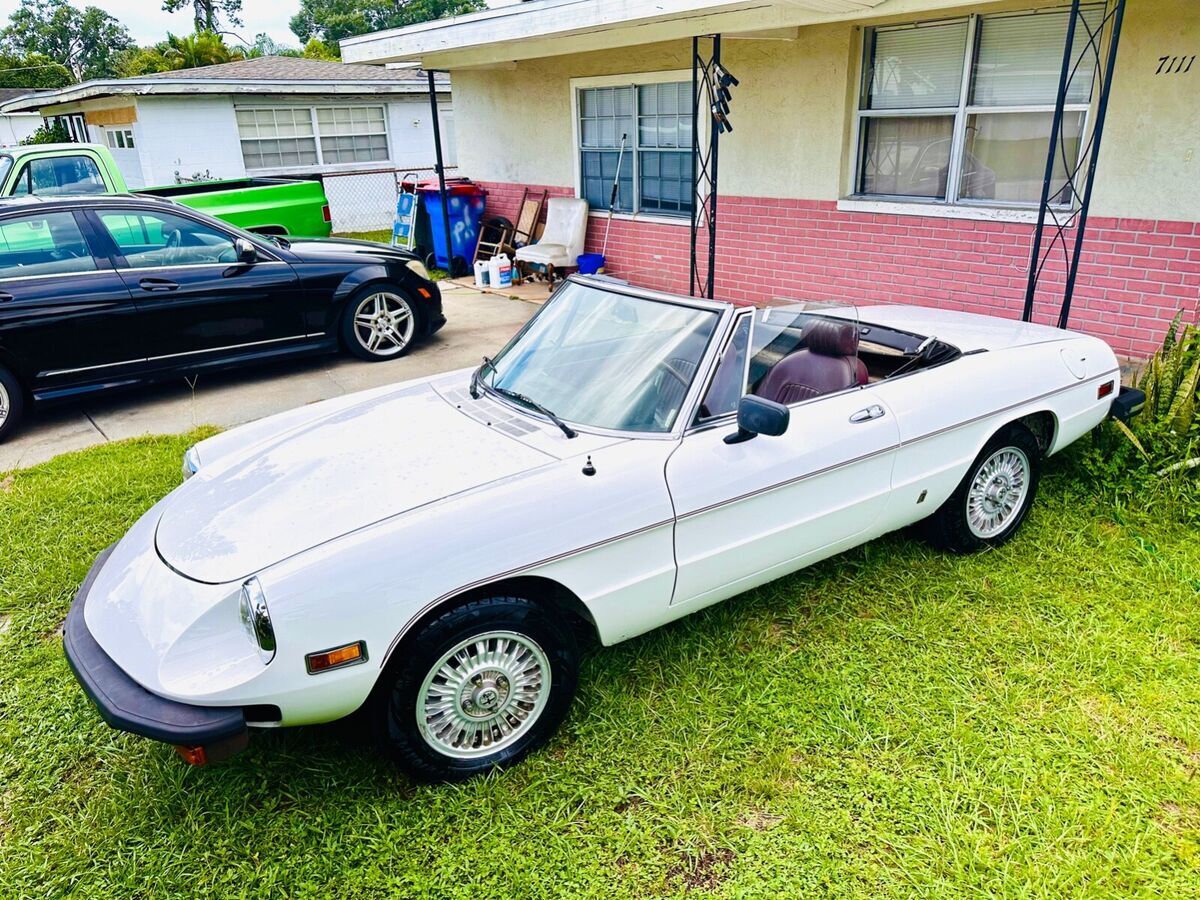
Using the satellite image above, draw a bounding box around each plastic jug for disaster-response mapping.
[474,259,490,289]
[489,253,513,289]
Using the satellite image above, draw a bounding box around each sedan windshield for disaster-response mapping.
[485,282,720,433]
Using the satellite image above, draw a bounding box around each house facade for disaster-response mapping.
[0,58,453,232]
[344,0,1197,359]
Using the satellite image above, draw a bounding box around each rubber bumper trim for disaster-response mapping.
[63,545,248,746]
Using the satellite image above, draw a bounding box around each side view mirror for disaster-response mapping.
[724,395,790,445]
[235,237,257,264]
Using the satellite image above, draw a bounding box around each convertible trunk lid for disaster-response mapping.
[156,384,554,584]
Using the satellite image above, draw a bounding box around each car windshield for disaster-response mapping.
[484,281,720,434]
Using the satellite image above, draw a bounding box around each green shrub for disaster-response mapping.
[1077,312,1199,518]
[19,120,70,145]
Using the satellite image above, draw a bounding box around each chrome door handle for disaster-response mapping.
[138,278,179,292]
[849,404,885,423]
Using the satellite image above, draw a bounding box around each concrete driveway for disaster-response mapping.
[0,284,537,472]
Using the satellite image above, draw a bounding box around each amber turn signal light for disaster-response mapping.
[174,744,208,766]
[305,640,368,674]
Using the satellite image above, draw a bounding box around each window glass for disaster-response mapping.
[856,6,1102,207]
[959,110,1085,203]
[11,156,106,197]
[971,9,1101,106]
[698,314,750,420]
[865,22,968,110]
[235,107,318,169]
[98,209,237,268]
[0,212,97,278]
[859,115,955,198]
[316,105,389,164]
[578,82,692,217]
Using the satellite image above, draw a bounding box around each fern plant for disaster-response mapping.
[1119,312,1200,473]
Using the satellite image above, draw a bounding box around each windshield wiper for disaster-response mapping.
[490,386,577,439]
[470,355,496,399]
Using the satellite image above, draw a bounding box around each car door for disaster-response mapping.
[666,306,901,611]
[88,206,304,365]
[0,208,143,397]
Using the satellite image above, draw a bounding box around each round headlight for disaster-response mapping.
[239,578,276,663]
[405,258,430,281]
[182,446,201,480]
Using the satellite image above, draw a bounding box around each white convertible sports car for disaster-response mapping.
[65,276,1144,781]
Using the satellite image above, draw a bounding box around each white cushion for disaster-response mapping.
[515,243,571,267]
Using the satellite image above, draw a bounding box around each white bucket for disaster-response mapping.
[474,259,490,289]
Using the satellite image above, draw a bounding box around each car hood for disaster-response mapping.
[155,383,555,584]
[282,236,417,264]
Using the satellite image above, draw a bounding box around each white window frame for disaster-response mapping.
[105,128,135,151]
[848,8,1100,215]
[570,71,702,228]
[235,103,392,174]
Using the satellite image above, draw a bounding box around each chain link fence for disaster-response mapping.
[320,165,461,235]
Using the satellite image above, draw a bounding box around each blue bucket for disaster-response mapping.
[577,253,605,275]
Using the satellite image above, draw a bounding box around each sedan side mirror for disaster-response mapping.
[724,395,790,445]
[235,237,257,264]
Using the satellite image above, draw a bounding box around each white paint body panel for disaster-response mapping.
[82,297,1120,727]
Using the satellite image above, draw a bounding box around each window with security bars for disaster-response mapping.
[236,105,390,170]
[855,6,1103,206]
[578,81,693,218]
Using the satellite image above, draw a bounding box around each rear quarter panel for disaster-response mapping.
[867,336,1118,535]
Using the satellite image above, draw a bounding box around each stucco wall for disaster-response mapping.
[451,0,1198,223]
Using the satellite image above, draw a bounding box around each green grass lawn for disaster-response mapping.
[1,433,1198,897]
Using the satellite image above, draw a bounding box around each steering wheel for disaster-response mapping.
[164,229,183,264]
[50,246,83,261]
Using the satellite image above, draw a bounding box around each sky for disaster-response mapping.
[0,0,303,47]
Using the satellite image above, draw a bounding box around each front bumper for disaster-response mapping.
[64,545,249,763]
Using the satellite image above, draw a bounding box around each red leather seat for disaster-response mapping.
[754,318,867,405]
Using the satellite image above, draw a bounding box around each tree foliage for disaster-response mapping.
[290,0,485,44]
[162,0,243,33]
[0,50,71,87]
[0,0,133,80]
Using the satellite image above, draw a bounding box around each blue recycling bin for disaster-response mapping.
[419,182,486,273]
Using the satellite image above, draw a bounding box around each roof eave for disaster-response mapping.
[0,77,450,113]
[341,0,980,69]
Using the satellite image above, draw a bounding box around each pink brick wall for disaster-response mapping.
[478,182,1200,359]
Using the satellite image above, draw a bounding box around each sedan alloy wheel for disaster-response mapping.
[352,291,416,358]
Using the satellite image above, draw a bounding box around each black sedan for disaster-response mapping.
[0,194,444,442]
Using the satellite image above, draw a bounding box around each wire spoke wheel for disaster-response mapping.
[0,380,8,427]
[416,630,551,760]
[966,447,1030,539]
[352,291,414,357]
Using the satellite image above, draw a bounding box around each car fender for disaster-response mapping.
[252,436,678,725]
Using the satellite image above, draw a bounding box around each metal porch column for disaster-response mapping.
[1021,0,1127,328]
[427,69,456,276]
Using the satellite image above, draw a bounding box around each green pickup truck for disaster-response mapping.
[0,143,333,238]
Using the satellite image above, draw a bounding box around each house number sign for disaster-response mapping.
[1156,55,1195,74]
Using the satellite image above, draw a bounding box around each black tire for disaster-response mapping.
[339,284,421,362]
[0,364,25,444]
[372,596,579,783]
[921,423,1042,553]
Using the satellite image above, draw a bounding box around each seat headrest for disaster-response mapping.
[804,318,859,358]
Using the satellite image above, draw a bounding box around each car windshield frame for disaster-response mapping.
[481,278,729,438]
